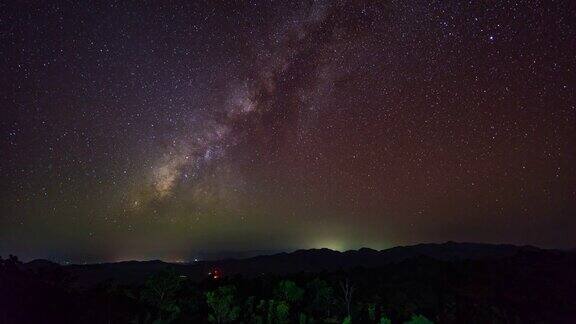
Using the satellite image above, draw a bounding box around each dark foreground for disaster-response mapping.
[1,243,576,323]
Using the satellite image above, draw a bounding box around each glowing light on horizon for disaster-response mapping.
[315,239,348,251]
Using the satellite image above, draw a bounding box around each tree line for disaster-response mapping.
[3,251,576,323]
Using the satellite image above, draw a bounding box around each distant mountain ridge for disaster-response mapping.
[24,242,548,287]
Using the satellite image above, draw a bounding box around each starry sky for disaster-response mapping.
[1,1,575,262]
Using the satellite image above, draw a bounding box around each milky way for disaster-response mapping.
[1,1,575,262]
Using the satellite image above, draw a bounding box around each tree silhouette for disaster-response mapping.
[368,303,376,321]
[275,300,290,324]
[141,269,183,323]
[255,299,292,324]
[298,312,310,324]
[275,280,304,304]
[339,278,355,319]
[404,314,434,324]
[205,285,240,323]
[306,278,334,318]
[379,316,392,324]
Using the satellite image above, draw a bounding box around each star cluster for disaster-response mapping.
[0,1,574,262]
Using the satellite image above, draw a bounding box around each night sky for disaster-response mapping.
[1,1,575,262]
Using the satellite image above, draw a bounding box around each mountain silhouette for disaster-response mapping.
[25,242,546,287]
